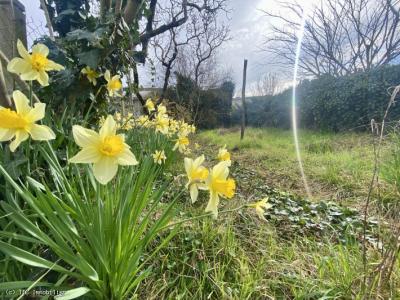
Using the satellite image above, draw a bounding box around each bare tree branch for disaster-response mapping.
[263,0,400,77]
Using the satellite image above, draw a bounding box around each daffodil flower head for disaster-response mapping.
[153,150,167,164]
[173,135,190,153]
[168,119,179,134]
[7,40,64,86]
[184,155,209,203]
[136,115,150,127]
[205,161,236,218]
[145,99,155,112]
[0,90,56,151]
[81,66,99,86]
[157,104,167,115]
[155,113,170,134]
[248,198,272,220]
[69,115,138,185]
[104,70,122,97]
[217,144,231,164]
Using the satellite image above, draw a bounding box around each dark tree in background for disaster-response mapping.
[37,0,229,113]
[151,1,229,98]
[263,0,400,77]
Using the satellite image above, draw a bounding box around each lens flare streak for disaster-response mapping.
[292,14,313,200]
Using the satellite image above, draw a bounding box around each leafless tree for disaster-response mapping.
[185,13,230,87]
[149,0,229,105]
[263,0,400,77]
[94,0,228,105]
[252,73,281,96]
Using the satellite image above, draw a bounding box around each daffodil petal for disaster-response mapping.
[12,90,31,115]
[32,43,49,56]
[16,39,30,59]
[184,157,193,174]
[7,58,31,74]
[26,103,45,122]
[93,157,118,185]
[212,161,230,180]
[205,192,219,219]
[0,128,15,141]
[28,124,56,140]
[72,125,100,148]
[45,60,64,71]
[190,184,199,203]
[193,155,205,168]
[20,70,39,81]
[9,130,29,152]
[99,115,117,138]
[37,71,49,86]
[104,70,110,81]
[117,147,138,166]
[69,147,101,164]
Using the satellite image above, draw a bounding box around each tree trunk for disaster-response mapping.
[240,59,248,140]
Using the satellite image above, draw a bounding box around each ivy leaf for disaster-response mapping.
[77,49,101,69]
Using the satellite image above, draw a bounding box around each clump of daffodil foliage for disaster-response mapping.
[0,40,266,299]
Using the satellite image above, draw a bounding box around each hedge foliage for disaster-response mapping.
[232,65,400,131]
[166,75,235,129]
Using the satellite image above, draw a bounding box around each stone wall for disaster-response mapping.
[0,0,26,95]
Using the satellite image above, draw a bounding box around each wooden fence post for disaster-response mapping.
[240,59,248,140]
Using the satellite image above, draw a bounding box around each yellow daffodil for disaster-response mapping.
[104,70,122,97]
[184,155,209,203]
[153,150,166,165]
[0,90,55,152]
[205,161,236,218]
[136,115,150,127]
[7,40,64,86]
[155,113,170,134]
[168,119,179,134]
[145,99,155,112]
[157,104,167,115]
[69,115,138,185]
[217,145,231,164]
[81,66,99,86]
[173,135,189,153]
[248,198,272,220]
[190,124,196,134]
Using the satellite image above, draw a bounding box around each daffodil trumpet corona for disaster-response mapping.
[205,161,236,218]
[69,115,138,185]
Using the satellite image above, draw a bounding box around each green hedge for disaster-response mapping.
[232,65,400,131]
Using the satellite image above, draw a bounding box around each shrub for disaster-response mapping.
[232,65,400,131]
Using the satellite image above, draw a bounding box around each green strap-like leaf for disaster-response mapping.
[0,241,68,273]
[0,281,52,291]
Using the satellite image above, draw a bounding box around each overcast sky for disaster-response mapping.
[19,0,318,94]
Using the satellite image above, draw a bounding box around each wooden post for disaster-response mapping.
[240,59,248,140]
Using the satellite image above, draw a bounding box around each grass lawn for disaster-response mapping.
[198,127,394,207]
[140,127,399,299]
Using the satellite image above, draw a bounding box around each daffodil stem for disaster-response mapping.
[26,82,33,175]
[29,81,33,107]
[84,86,103,124]
[160,204,246,231]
